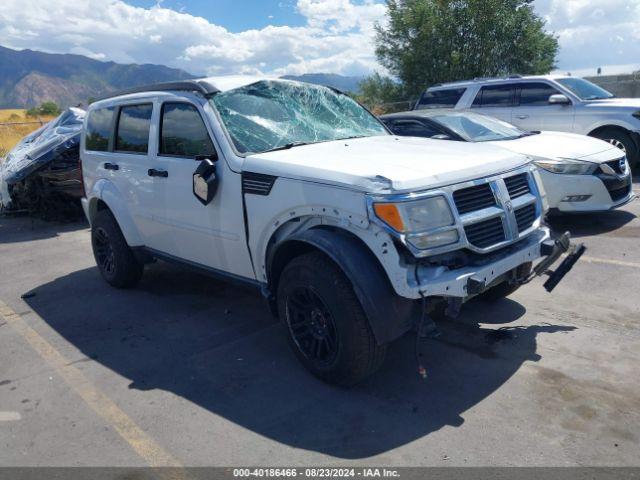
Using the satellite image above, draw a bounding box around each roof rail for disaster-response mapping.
[93,79,219,103]
[434,74,528,87]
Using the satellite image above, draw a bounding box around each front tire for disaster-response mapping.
[91,209,143,288]
[277,252,386,386]
[593,128,638,169]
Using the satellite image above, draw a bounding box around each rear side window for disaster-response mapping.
[472,85,514,107]
[417,88,466,109]
[518,82,561,106]
[159,103,215,158]
[115,104,153,154]
[85,107,115,151]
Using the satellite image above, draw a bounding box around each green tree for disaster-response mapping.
[375,0,559,96]
[38,101,61,116]
[357,72,410,113]
[26,101,62,117]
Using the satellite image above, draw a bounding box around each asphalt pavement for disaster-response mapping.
[1,190,639,467]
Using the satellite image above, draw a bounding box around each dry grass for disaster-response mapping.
[0,109,28,122]
[0,109,57,158]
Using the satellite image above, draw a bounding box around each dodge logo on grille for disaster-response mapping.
[505,200,513,212]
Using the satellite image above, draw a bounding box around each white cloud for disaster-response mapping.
[0,0,386,77]
[535,0,640,74]
[1,0,637,79]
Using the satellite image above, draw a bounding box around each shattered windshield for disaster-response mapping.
[210,80,388,154]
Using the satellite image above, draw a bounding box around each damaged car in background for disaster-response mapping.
[0,107,85,219]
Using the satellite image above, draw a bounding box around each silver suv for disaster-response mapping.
[416,75,640,168]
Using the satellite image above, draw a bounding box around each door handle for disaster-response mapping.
[104,162,119,171]
[148,168,168,178]
[516,115,529,120]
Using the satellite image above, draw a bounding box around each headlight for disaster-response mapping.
[372,195,458,249]
[534,159,597,175]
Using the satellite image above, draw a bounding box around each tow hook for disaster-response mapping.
[529,231,586,292]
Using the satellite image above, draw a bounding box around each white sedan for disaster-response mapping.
[381,110,635,214]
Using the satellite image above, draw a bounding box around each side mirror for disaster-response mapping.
[431,134,451,140]
[549,94,570,105]
[193,157,218,205]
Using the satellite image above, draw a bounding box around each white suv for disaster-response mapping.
[80,77,582,384]
[416,75,640,169]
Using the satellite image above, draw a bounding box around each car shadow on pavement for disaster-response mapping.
[547,209,636,238]
[24,262,575,460]
[0,216,88,244]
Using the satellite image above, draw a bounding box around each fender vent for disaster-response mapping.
[242,172,277,196]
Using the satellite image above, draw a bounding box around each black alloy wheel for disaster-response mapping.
[285,286,339,367]
[93,226,116,276]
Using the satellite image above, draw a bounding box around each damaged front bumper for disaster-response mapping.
[411,228,583,299]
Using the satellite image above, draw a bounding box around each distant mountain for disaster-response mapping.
[282,73,365,93]
[0,45,367,108]
[0,45,196,108]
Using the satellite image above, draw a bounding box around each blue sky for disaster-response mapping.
[1,0,639,78]
[128,0,309,32]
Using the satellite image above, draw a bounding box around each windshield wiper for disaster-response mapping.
[518,131,540,138]
[263,141,311,153]
[339,135,368,141]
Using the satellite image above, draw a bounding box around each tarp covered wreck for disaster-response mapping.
[0,108,85,220]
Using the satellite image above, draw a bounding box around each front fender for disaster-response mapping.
[585,118,639,136]
[88,179,143,246]
[283,228,420,345]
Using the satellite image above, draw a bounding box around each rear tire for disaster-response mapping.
[277,252,386,386]
[593,128,638,169]
[91,209,143,288]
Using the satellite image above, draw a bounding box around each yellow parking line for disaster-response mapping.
[582,256,640,269]
[0,301,183,469]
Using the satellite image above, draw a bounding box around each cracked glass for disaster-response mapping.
[210,80,388,154]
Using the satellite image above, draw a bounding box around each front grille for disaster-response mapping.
[515,204,536,232]
[464,217,506,248]
[608,183,631,202]
[453,183,496,214]
[504,173,530,199]
[603,158,626,175]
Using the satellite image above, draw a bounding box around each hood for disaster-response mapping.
[582,98,640,109]
[488,131,623,164]
[243,135,530,193]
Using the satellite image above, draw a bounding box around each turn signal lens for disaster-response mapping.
[373,203,405,232]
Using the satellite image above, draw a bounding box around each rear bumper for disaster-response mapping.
[411,228,550,299]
